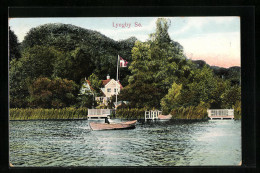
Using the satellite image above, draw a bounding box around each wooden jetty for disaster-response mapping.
[87,109,113,119]
[145,110,162,121]
[207,109,234,120]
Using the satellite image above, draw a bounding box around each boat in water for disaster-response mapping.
[158,114,172,120]
[89,120,137,131]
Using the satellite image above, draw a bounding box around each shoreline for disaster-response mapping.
[9,108,241,121]
[9,118,233,121]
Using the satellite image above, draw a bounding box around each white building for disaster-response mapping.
[80,79,94,95]
[81,74,123,105]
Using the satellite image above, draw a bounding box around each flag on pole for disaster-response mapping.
[119,56,128,67]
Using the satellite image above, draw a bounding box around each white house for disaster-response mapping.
[81,74,123,105]
[80,79,94,95]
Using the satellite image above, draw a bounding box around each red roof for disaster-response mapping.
[102,79,123,89]
[101,79,123,89]
[87,79,123,91]
[85,80,95,91]
[118,81,123,89]
[102,79,111,86]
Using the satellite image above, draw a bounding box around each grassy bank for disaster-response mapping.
[10,108,88,120]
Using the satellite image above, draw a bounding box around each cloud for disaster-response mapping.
[177,32,240,67]
[172,17,236,35]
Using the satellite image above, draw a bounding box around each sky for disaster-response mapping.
[9,17,240,68]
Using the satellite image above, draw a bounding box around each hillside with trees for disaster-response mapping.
[9,23,136,108]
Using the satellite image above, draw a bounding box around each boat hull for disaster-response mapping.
[158,114,172,120]
[89,120,137,131]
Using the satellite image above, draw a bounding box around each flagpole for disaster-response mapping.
[116,55,119,110]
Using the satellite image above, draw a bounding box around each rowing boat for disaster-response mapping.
[89,120,137,131]
[158,114,172,120]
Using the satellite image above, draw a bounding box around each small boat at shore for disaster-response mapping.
[158,114,172,120]
[89,120,137,131]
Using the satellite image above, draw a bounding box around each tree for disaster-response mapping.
[181,66,217,106]
[9,28,21,61]
[28,77,79,108]
[10,23,137,108]
[9,58,30,108]
[221,85,241,109]
[120,18,191,109]
[75,95,96,108]
[119,41,161,109]
[161,82,182,114]
[21,46,63,80]
[53,46,96,83]
[210,78,230,109]
[149,18,171,45]
[88,73,102,93]
[149,18,192,100]
[27,77,52,108]
[20,23,135,84]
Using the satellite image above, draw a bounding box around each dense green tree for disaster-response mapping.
[119,41,161,109]
[10,46,64,108]
[226,66,241,86]
[75,95,96,108]
[120,18,192,109]
[88,73,102,94]
[185,65,217,106]
[161,82,182,114]
[28,77,79,108]
[221,85,241,108]
[53,46,96,83]
[21,23,119,51]
[211,66,241,86]
[9,28,21,61]
[10,23,136,108]
[21,46,63,80]
[20,23,135,85]
[149,18,192,99]
[9,58,30,108]
[210,78,230,108]
[149,18,171,45]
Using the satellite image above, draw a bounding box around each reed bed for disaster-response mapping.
[234,101,241,120]
[170,102,209,120]
[115,108,146,119]
[10,108,88,120]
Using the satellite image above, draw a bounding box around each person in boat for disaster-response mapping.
[105,117,110,124]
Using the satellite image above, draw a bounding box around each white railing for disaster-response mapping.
[145,110,162,120]
[88,109,112,115]
[207,109,234,116]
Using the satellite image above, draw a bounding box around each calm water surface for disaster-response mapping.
[9,119,241,166]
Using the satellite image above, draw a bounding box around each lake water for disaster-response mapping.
[9,119,241,167]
